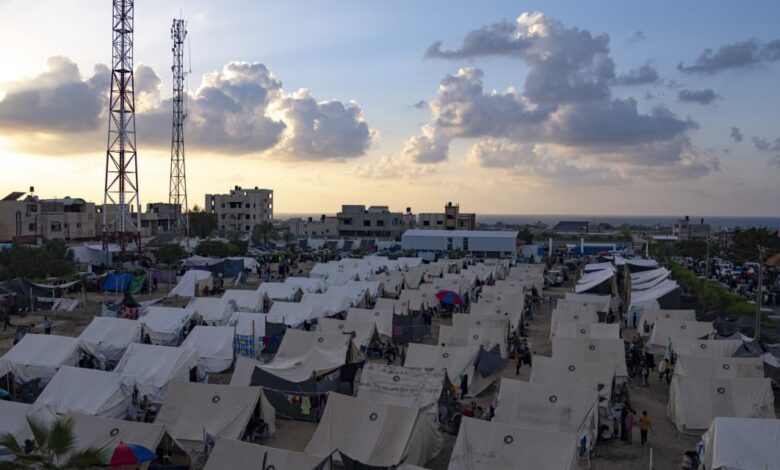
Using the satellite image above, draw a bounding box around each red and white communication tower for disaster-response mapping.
[103,0,142,258]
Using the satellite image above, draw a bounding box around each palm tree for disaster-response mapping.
[0,417,103,470]
[251,221,276,247]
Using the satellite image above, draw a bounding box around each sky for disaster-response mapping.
[0,0,779,216]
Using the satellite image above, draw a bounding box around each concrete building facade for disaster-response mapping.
[205,186,273,234]
[337,205,407,239]
[417,202,476,231]
[288,216,339,238]
[0,192,97,242]
[673,216,711,241]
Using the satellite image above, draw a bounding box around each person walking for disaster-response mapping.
[515,354,522,375]
[659,358,672,383]
[639,410,652,446]
[625,408,636,444]
[42,317,53,335]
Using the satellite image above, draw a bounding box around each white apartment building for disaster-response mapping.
[205,186,273,234]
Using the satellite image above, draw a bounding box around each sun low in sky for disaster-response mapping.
[0,0,779,216]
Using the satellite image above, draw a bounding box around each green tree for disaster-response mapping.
[619,229,633,243]
[282,230,295,247]
[517,228,534,244]
[728,228,780,264]
[448,248,465,259]
[153,243,185,265]
[0,417,104,470]
[0,241,75,281]
[188,205,218,239]
[251,222,276,246]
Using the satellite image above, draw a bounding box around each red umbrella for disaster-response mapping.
[436,290,464,305]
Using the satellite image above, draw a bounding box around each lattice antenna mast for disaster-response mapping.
[103,0,141,257]
[169,17,189,246]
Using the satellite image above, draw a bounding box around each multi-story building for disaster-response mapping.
[205,186,273,235]
[288,216,339,238]
[0,191,39,242]
[673,216,711,241]
[337,205,407,239]
[402,229,520,258]
[417,202,476,231]
[0,190,97,242]
[141,203,181,237]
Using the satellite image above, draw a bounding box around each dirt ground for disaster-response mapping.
[0,269,711,469]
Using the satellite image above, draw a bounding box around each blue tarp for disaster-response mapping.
[101,273,133,292]
[208,259,244,278]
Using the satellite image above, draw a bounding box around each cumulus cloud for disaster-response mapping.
[0,58,373,160]
[0,56,108,133]
[405,12,718,181]
[426,12,615,104]
[412,100,429,110]
[615,64,660,86]
[677,88,720,105]
[729,126,743,143]
[752,136,780,153]
[677,38,780,74]
[352,154,435,179]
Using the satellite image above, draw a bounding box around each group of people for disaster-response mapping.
[625,336,654,386]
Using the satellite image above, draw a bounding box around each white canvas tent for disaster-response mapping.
[187,297,235,325]
[667,375,775,431]
[156,381,274,450]
[575,269,614,294]
[438,325,507,356]
[34,366,133,419]
[0,401,56,457]
[347,307,394,339]
[226,312,267,348]
[404,344,494,396]
[139,306,198,346]
[2,334,79,383]
[283,276,326,294]
[259,329,351,382]
[552,337,628,382]
[221,289,264,313]
[356,363,446,414]
[317,317,379,351]
[551,308,599,331]
[181,326,235,373]
[170,269,212,297]
[374,297,409,314]
[371,271,404,297]
[453,313,510,332]
[674,355,764,379]
[304,393,442,467]
[300,291,352,317]
[399,289,430,312]
[68,413,184,463]
[671,339,743,358]
[494,379,598,450]
[699,417,780,470]
[530,356,615,403]
[646,319,714,355]
[628,279,679,315]
[229,356,263,387]
[267,300,323,327]
[469,303,522,330]
[205,439,325,470]
[257,282,302,302]
[637,309,696,336]
[115,343,201,403]
[449,417,578,470]
[78,317,141,367]
[551,322,620,339]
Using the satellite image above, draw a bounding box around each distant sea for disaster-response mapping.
[276,213,780,229]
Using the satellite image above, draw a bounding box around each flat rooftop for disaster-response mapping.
[403,229,518,238]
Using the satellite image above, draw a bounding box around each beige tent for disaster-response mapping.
[637,309,696,336]
[259,329,352,382]
[156,381,275,451]
[555,298,608,315]
[551,308,599,329]
[69,413,187,468]
[399,289,430,311]
[347,307,394,339]
[674,355,764,379]
[438,325,507,356]
[0,401,56,451]
[404,344,495,397]
[699,417,780,470]
[356,363,446,414]
[449,417,578,470]
[2,334,80,383]
[530,356,615,403]
[204,438,327,470]
[667,375,775,431]
[304,393,441,467]
[670,339,742,358]
[229,356,263,387]
[494,379,598,449]
[646,319,714,355]
[478,287,524,310]
[552,337,628,382]
[371,271,405,297]
[403,267,425,289]
[468,303,522,330]
[374,297,409,314]
[551,322,620,339]
[318,317,380,352]
[453,313,510,331]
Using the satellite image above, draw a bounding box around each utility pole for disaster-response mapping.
[755,245,766,341]
[103,0,142,259]
[169,17,190,249]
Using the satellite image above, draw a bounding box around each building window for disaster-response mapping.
[423,220,430,226]
[15,211,21,236]
[343,218,352,226]
[463,237,469,250]
[245,203,250,208]
[363,220,371,227]
[377,220,385,227]
[76,223,81,228]
[245,214,250,220]
[245,225,250,231]
[447,237,453,251]
[436,220,443,225]
[51,222,62,232]
[28,223,36,232]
